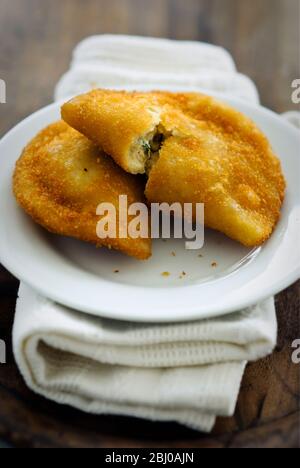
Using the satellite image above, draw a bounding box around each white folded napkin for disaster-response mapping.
[14,35,279,432]
[55,35,259,103]
[282,111,300,129]
[14,284,277,432]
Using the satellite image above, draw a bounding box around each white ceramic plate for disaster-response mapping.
[0,93,299,322]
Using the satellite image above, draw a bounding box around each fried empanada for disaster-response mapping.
[13,121,151,260]
[62,89,175,174]
[62,90,285,247]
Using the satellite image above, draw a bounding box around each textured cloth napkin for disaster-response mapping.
[14,35,279,433]
[55,35,259,103]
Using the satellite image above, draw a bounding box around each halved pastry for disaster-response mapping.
[62,89,178,175]
[13,121,151,260]
[62,90,286,247]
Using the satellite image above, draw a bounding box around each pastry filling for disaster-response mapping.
[132,125,170,175]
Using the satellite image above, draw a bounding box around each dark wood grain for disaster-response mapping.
[0,0,299,449]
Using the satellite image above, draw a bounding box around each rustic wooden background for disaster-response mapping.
[0,0,299,449]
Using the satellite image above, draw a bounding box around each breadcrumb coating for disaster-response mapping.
[13,121,151,260]
[61,90,286,247]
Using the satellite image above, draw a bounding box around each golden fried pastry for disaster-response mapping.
[62,90,285,247]
[13,121,151,260]
[62,89,174,174]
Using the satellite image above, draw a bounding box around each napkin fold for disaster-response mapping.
[14,284,277,432]
[55,35,259,103]
[14,35,279,432]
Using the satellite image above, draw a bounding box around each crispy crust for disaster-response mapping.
[62,90,162,174]
[13,121,151,260]
[147,92,285,247]
[62,90,285,247]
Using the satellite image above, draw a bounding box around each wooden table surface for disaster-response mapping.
[0,0,299,449]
